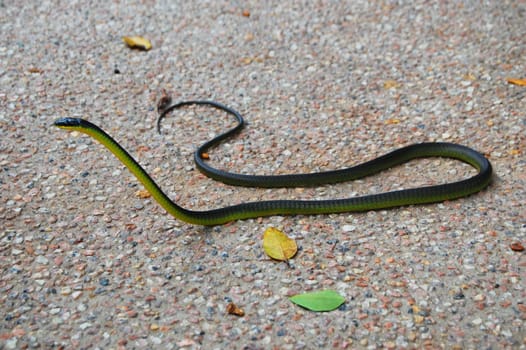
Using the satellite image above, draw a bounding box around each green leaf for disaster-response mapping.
[289,290,345,312]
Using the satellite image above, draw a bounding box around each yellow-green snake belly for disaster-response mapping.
[54,100,492,226]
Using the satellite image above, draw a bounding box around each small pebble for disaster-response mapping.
[49,307,61,315]
[35,255,49,265]
[472,318,482,326]
[473,294,485,302]
[79,322,92,330]
[407,332,417,342]
[12,249,23,256]
[453,292,465,300]
[150,336,162,345]
[5,338,17,350]
[342,225,356,232]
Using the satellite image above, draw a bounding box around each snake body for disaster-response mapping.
[54,100,492,225]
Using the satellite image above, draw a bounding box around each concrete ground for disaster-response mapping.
[1,1,524,349]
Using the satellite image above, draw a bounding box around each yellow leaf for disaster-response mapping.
[463,73,476,81]
[507,78,526,86]
[385,118,400,125]
[135,189,151,199]
[122,36,152,51]
[383,80,400,89]
[241,57,253,65]
[263,227,297,261]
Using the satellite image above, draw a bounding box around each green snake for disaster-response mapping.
[54,100,492,226]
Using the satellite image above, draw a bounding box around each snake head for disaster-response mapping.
[54,118,100,131]
[54,117,84,128]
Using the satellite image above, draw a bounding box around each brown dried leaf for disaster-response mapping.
[507,78,526,86]
[510,242,524,252]
[385,118,400,125]
[157,89,172,113]
[28,67,44,74]
[226,302,245,316]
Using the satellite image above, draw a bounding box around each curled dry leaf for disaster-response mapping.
[263,227,297,261]
[385,118,400,125]
[157,89,172,113]
[28,67,44,74]
[510,242,524,252]
[507,78,526,86]
[226,302,245,316]
[122,36,152,51]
